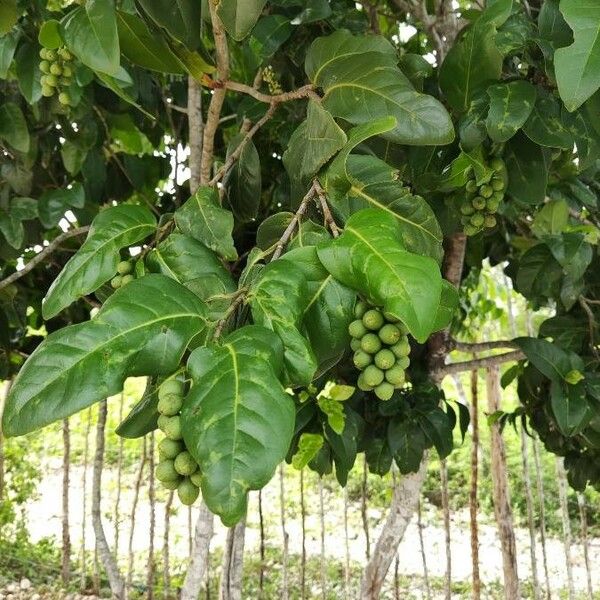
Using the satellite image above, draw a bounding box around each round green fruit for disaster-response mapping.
[382,311,400,323]
[357,373,373,391]
[464,224,480,236]
[50,62,62,75]
[174,451,198,476]
[120,274,134,285]
[58,92,71,106]
[361,333,382,355]
[45,49,57,61]
[162,477,182,491]
[378,323,401,345]
[348,319,367,339]
[460,203,475,216]
[39,60,50,73]
[363,364,384,387]
[362,309,384,331]
[484,215,497,228]
[465,180,478,193]
[155,460,179,483]
[350,338,362,352]
[159,379,185,399]
[491,177,505,191]
[385,365,406,386]
[45,74,58,87]
[110,275,122,289]
[163,415,182,440]
[486,198,500,212]
[395,356,410,370]
[490,157,505,172]
[374,349,395,370]
[190,471,203,487]
[353,350,372,370]
[390,337,410,358]
[354,300,367,319]
[479,185,493,199]
[58,48,72,61]
[375,382,394,401]
[472,196,486,210]
[157,414,170,432]
[61,65,72,78]
[39,48,49,60]
[158,393,183,416]
[158,438,184,460]
[178,478,200,506]
[116,260,133,275]
[41,85,55,97]
[470,213,485,227]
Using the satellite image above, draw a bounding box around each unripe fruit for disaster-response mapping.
[486,198,500,211]
[45,49,57,61]
[39,60,50,73]
[490,157,505,172]
[374,349,395,370]
[159,379,185,399]
[110,275,122,289]
[61,65,72,77]
[120,274,134,285]
[484,215,497,228]
[464,224,480,236]
[361,333,382,355]
[353,350,372,369]
[396,356,410,370]
[357,373,373,391]
[58,92,71,106]
[354,300,367,319]
[350,338,362,352]
[479,185,493,198]
[382,311,400,323]
[460,204,475,216]
[116,260,133,275]
[362,309,384,331]
[60,77,72,86]
[156,460,179,482]
[158,393,182,416]
[41,85,55,97]
[162,477,182,490]
[378,323,401,345]
[491,177,505,191]
[58,48,72,60]
[348,319,367,339]
[391,338,410,358]
[178,478,200,505]
[470,213,484,227]
[162,415,182,440]
[157,414,170,432]
[39,48,49,60]
[158,438,184,460]
[385,365,406,386]
[190,471,202,487]
[465,180,478,193]
[375,382,394,401]
[174,451,198,476]
[50,62,62,75]
[472,196,486,210]
[363,364,384,387]
[45,74,58,87]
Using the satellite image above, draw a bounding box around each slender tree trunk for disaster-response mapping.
[319,477,326,600]
[80,409,92,592]
[127,437,147,590]
[219,519,246,600]
[359,460,428,599]
[532,436,552,599]
[163,491,174,599]
[361,457,371,559]
[92,401,126,599]
[576,493,593,599]
[114,394,125,558]
[62,418,72,585]
[486,367,520,600]
[556,457,575,600]
[300,470,307,600]
[440,459,451,600]
[468,369,481,600]
[343,487,351,599]
[417,499,432,600]
[279,465,289,600]
[147,431,156,599]
[520,427,541,600]
[258,489,265,598]
[0,380,11,503]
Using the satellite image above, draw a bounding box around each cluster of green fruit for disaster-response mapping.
[459,157,507,236]
[39,46,74,105]
[349,301,410,401]
[110,260,135,289]
[155,379,201,506]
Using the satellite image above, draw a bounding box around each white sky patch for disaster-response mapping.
[398,23,417,43]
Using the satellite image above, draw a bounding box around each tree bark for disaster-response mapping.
[62,418,72,585]
[147,431,156,599]
[127,437,147,590]
[279,465,289,600]
[440,459,451,600]
[219,519,246,600]
[92,401,126,599]
[359,459,428,599]
[80,408,92,592]
[532,436,552,599]
[114,394,125,558]
[181,503,215,600]
[163,491,174,599]
[576,493,594,599]
[486,367,520,600]
[361,457,371,559]
[556,457,575,600]
[469,369,481,600]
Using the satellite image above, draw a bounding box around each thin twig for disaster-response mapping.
[450,339,519,353]
[579,296,599,359]
[212,290,247,341]
[438,350,525,376]
[314,182,340,238]
[0,227,89,291]
[225,81,318,104]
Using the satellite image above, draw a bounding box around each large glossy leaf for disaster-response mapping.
[3,275,207,437]
[316,208,442,342]
[249,15,293,65]
[115,377,158,438]
[281,246,355,375]
[515,244,563,303]
[175,186,237,261]
[522,91,573,149]
[0,0,17,35]
[116,11,184,74]
[38,183,86,228]
[249,260,317,386]
[504,133,548,205]
[551,379,590,436]
[182,325,294,525]
[555,0,600,111]
[432,280,459,332]
[43,205,156,319]
[0,102,29,153]
[388,417,427,474]
[61,2,120,76]
[306,31,453,145]
[137,0,201,50]
[0,30,19,78]
[282,100,347,182]
[515,337,584,382]
[15,42,41,104]
[217,0,267,41]
[485,80,536,142]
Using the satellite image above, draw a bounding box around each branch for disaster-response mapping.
[579,296,599,359]
[212,290,247,341]
[449,339,519,353]
[225,81,318,104]
[314,181,340,238]
[437,350,525,377]
[0,227,90,291]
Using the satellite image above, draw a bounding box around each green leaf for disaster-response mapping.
[531,199,570,237]
[249,260,317,387]
[485,80,536,142]
[249,15,293,64]
[307,31,453,145]
[515,337,584,383]
[116,378,159,438]
[539,315,588,354]
[316,208,442,343]
[522,91,573,149]
[0,212,23,249]
[116,11,184,74]
[223,135,261,223]
[544,233,592,281]
[61,140,88,176]
[555,0,600,111]
[283,100,347,182]
[0,102,29,153]
[550,379,590,436]
[538,0,572,49]
[0,29,19,78]
[281,246,355,375]
[95,71,154,119]
[291,432,324,470]
[318,396,345,434]
[432,280,459,332]
[174,186,237,261]
[15,42,41,104]
[38,183,86,228]
[418,409,453,459]
[504,133,548,205]
[3,275,208,437]
[325,408,361,485]
[217,0,266,41]
[515,244,563,303]
[38,20,63,49]
[0,0,17,36]
[388,418,427,474]
[43,205,156,319]
[182,325,295,525]
[365,437,392,475]
[137,0,201,50]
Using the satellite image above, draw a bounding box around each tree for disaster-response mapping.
[1,0,600,595]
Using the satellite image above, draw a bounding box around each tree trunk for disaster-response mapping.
[163,491,174,599]
[279,465,289,600]
[468,369,481,600]
[440,459,451,600]
[181,503,215,600]
[114,394,125,558]
[147,431,156,599]
[92,401,126,599]
[219,519,246,600]
[62,418,72,586]
[486,367,520,600]
[576,493,593,599]
[361,457,371,559]
[80,408,92,592]
[556,457,575,600]
[127,437,147,590]
[532,436,552,599]
[359,460,428,599]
